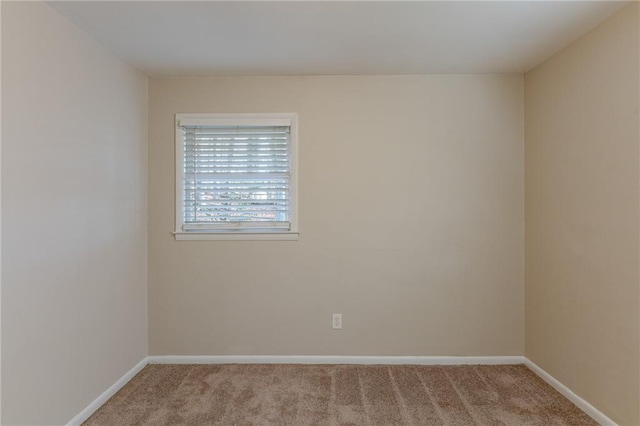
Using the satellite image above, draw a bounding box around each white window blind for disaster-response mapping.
[176,115,297,236]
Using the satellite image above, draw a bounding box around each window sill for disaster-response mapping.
[173,231,299,241]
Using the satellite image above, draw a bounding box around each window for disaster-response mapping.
[174,113,298,240]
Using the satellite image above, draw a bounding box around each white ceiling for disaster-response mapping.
[49,1,628,76]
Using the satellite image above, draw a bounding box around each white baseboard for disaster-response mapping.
[66,357,148,426]
[524,358,617,426]
[147,355,526,365]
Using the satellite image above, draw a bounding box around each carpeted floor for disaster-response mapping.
[83,364,597,425]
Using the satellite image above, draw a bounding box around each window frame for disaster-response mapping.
[174,113,299,241]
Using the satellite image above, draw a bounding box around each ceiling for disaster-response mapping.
[49,1,628,76]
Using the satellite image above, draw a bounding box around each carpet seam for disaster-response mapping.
[328,366,338,426]
[215,365,246,425]
[168,365,200,424]
[442,367,482,426]
[356,366,372,426]
[471,365,506,423]
[466,365,501,423]
[520,365,569,425]
[413,366,448,425]
[387,367,416,426]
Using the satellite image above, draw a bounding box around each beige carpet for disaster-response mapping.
[83,364,596,425]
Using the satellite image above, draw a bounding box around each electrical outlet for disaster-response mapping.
[332,313,342,329]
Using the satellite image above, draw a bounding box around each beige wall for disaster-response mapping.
[149,75,524,357]
[525,4,640,425]
[1,2,148,425]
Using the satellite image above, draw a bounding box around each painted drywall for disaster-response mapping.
[1,2,148,425]
[148,75,524,357]
[525,3,640,425]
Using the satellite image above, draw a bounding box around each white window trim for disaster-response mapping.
[174,113,299,241]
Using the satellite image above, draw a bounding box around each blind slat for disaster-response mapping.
[182,222,290,231]
[184,173,290,180]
